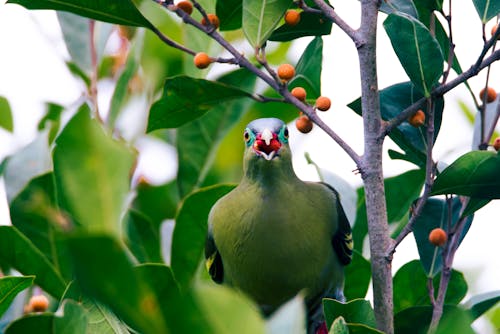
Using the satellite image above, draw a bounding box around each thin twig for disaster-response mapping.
[88,20,103,123]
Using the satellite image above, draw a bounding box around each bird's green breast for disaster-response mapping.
[209,178,342,310]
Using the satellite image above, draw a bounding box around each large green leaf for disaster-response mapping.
[176,69,256,196]
[9,173,72,280]
[171,184,235,289]
[464,291,500,320]
[132,179,179,225]
[323,299,377,330]
[0,226,66,299]
[289,36,323,101]
[393,260,467,313]
[216,0,242,30]
[269,12,332,42]
[6,0,154,28]
[344,251,371,301]
[67,234,169,333]
[124,210,163,264]
[353,169,425,252]
[53,104,135,234]
[413,198,473,277]
[349,82,444,168]
[431,150,500,199]
[53,300,88,334]
[195,284,265,334]
[0,96,13,132]
[5,314,53,334]
[242,0,290,47]
[394,305,475,334]
[383,13,443,97]
[148,75,254,132]
[379,0,418,18]
[0,276,34,318]
[472,0,500,23]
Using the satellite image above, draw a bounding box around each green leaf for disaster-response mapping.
[176,69,257,196]
[124,210,163,263]
[0,226,66,299]
[323,298,377,330]
[0,96,13,132]
[5,314,54,334]
[393,260,467,313]
[148,75,253,132]
[383,13,443,96]
[379,0,418,18]
[0,276,35,318]
[269,12,332,42]
[3,131,52,203]
[57,12,91,73]
[349,82,444,168]
[353,169,425,252]
[195,283,265,334]
[108,56,139,129]
[432,150,500,199]
[394,305,475,334]
[216,0,242,30]
[344,250,371,301]
[53,104,135,234]
[132,179,179,225]
[67,234,169,333]
[413,198,473,277]
[7,0,154,28]
[330,316,349,334]
[464,291,500,320]
[242,0,290,47]
[9,173,72,280]
[172,184,236,289]
[54,300,88,334]
[289,37,323,100]
[461,197,491,218]
[472,0,500,23]
[38,103,64,144]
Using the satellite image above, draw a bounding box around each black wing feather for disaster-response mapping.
[205,228,224,283]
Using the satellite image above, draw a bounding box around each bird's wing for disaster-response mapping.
[320,182,353,266]
[205,225,224,283]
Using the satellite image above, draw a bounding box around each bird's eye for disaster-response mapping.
[244,130,250,142]
[283,127,289,139]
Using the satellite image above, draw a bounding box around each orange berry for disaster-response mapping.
[193,52,212,69]
[408,109,426,127]
[277,64,295,82]
[177,1,193,15]
[291,87,307,101]
[284,10,301,26]
[493,137,500,151]
[479,87,497,103]
[428,228,448,247]
[315,96,331,111]
[295,115,313,133]
[28,295,49,312]
[201,14,220,29]
[492,24,499,40]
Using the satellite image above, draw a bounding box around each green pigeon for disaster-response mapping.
[205,118,353,333]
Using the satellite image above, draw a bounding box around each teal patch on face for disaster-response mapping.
[244,128,256,147]
[278,125,289,144]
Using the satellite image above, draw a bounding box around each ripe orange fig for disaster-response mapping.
[479,86,497,103]
[193,52,212,69]
[315,96,331,111]
[291,87,307,101]
[177,0,193,15]
[429,228,447,247]
[492,24,499,40]
[493,137,500,151]
[29,295,49,312]
[277,64,295,82]
[295,115,313,133]
[408,109,426,127]
[201,13,220,29]
[284,10,301,26]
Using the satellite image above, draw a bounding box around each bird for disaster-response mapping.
[205,117,353,333]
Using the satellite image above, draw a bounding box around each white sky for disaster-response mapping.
[0,1,499,332]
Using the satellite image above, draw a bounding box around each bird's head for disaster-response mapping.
[242,118,294,180]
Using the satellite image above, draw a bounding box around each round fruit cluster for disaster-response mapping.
[429,228,447,247]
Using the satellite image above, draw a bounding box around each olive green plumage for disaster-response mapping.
[205,118,352,331]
